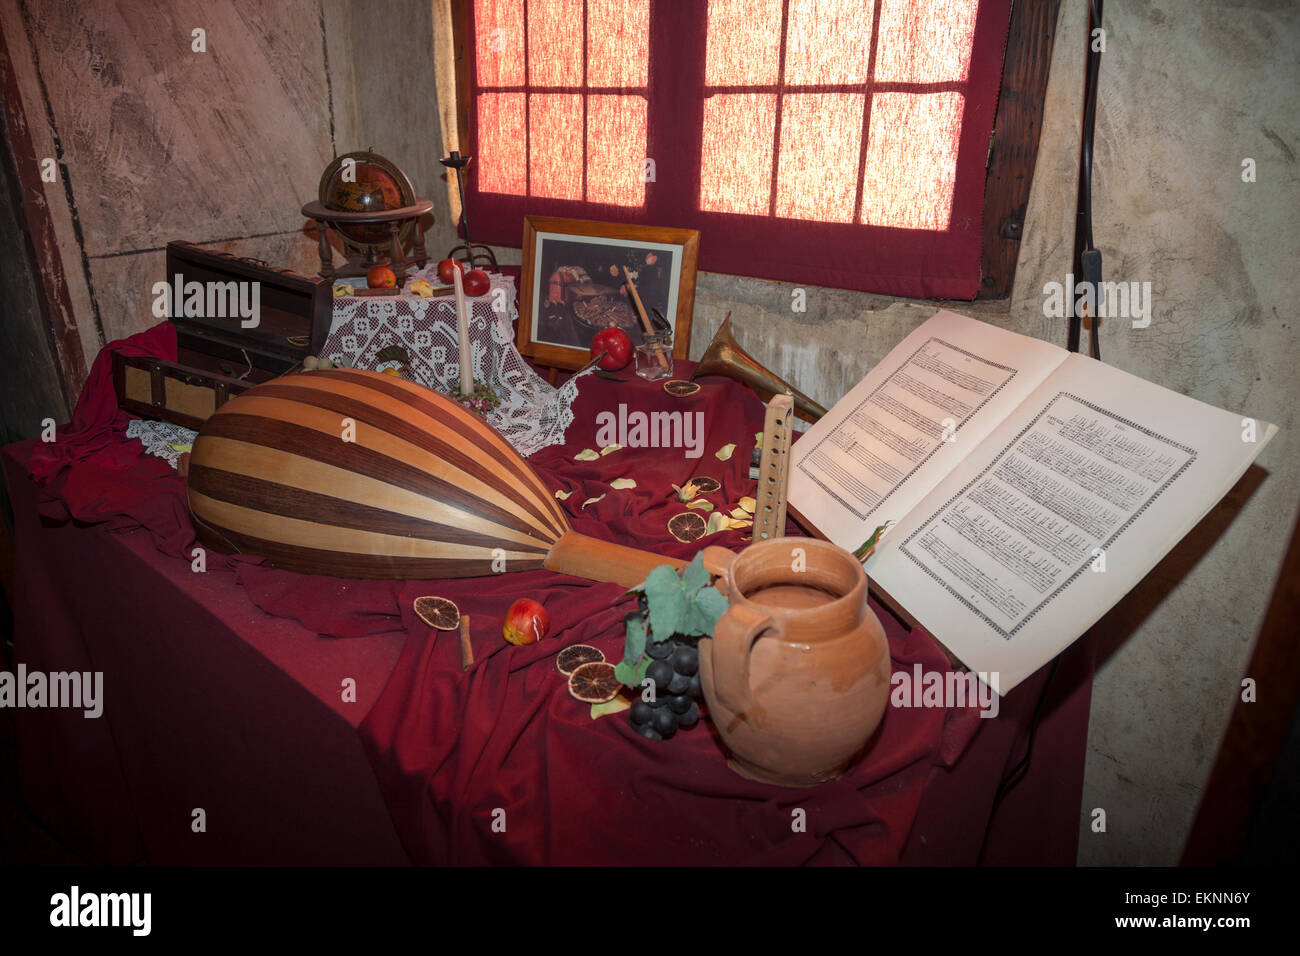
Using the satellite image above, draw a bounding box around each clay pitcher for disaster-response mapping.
[699,539,890,787]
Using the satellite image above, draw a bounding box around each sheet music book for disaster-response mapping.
[789,310,1277,693]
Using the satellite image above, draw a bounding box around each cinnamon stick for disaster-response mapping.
[459,614,474,671]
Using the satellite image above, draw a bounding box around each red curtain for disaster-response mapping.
[464,0,1013,300]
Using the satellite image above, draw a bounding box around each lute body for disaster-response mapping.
[187,369,679,587]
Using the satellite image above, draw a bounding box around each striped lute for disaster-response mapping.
[187,369,681,587]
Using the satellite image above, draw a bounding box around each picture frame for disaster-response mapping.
[518,216,700,371]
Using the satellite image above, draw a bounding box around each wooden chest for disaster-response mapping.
[113,241,332,428]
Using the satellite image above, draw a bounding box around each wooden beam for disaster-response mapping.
[0,21,86,409]
[978,0,1062,300]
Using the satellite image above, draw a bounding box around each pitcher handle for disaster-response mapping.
[712,603,783,717]
[700,545,735,593]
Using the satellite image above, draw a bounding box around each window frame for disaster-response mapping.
[450,0,1058,300]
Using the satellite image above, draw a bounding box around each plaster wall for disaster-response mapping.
[0,0,363,370]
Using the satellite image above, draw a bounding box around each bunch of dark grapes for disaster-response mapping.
[627,595,702,741]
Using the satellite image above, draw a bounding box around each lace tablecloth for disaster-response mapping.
[322,268,588,457]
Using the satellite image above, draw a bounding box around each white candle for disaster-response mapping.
[452,267,473,395]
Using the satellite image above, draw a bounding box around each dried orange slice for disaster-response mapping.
[663,380,700,397]
[556,644,605,676]
[413,596,460,630]
[667,511,708,543]
[689,476,721,494]
[568,661,621,703]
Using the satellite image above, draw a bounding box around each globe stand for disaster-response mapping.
[302,199,434,280]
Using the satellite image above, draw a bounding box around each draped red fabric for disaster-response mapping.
[465,0,1012,299]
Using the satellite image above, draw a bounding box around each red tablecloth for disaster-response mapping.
[3,325,1094,865]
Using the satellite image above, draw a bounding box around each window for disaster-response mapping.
[699,0,976,230]
[459,0,1020,299]
[473,0,651,206]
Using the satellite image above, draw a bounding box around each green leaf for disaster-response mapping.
[614,655,651,688]
[614,659,638,685]
[644,564,686,642]
[375,344,410,364]
[590,696,630,719]
[681,552,709,594]
[680,585,729,637]
[853,521,895,561]
[621,614,647,668]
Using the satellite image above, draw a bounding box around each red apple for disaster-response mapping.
[503,598,550,646]
[366,265,396,289]
[590,327,633,370]
[437,258,464,284]
[462,268,490,297]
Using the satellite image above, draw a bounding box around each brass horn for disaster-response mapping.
[690,313,829,422]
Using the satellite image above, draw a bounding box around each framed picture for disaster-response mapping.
[518,216,700,371]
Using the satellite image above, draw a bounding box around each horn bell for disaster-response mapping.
[690,314,828,422]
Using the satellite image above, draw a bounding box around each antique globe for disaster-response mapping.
[318,149,417,246]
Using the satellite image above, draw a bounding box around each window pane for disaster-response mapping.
[587,95,648,207]
[784,0,875,85]
[699,93,777,216]
[874,0,978,83]
[775,93,864,223]
[705,0,784,86]
[529,93,584,199]
[528,0,583,87]
[475,0,525,86]
[477,93,527,195]
[861,92,964,230]
[587,0,650,87]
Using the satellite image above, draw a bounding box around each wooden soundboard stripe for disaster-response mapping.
[189,489,545,563]
[188,464,550,556]
[231,382,566,539]
[321,370,570,531]
[197,412,549,543]
[189,437,554,550]
[192,521,539,579]
[253,377,569,541]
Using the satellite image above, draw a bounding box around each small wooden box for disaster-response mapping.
[113,355,254,430]
[112,241,333,428]
[165,240,332,376]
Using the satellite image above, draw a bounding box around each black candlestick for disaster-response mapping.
[440,151,497,270]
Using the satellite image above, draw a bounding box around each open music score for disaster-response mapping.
[790,311,1277,693]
